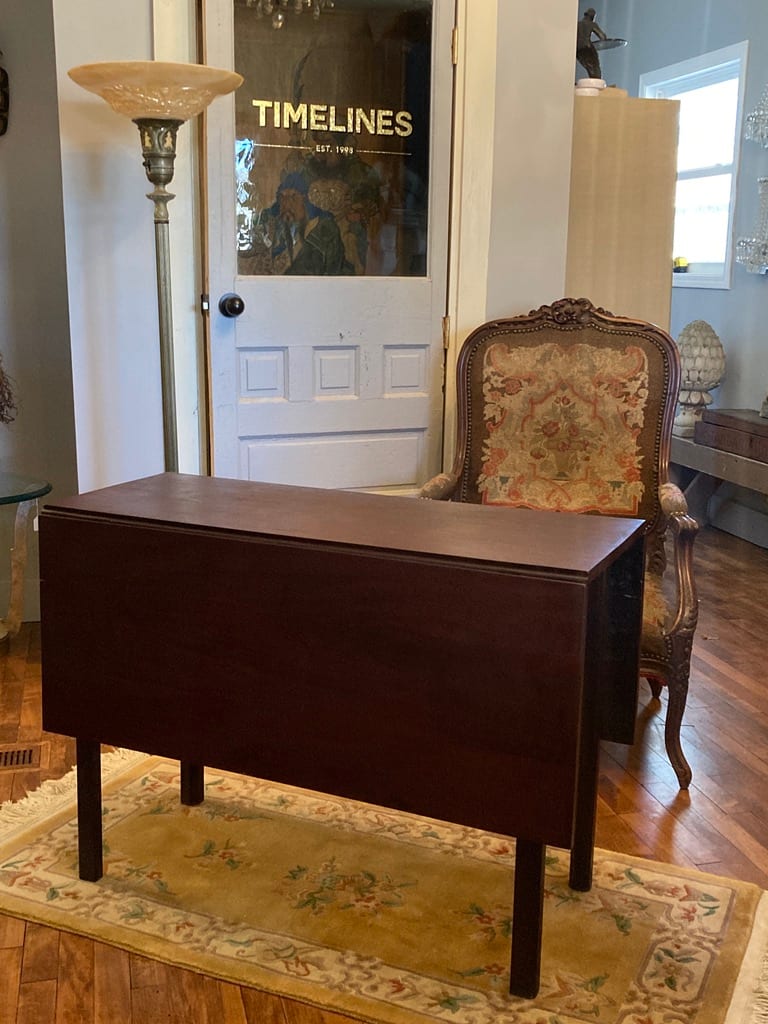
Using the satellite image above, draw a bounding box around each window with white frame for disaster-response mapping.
[640,41,749,289]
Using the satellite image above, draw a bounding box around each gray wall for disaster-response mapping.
[0,1,78,615]
[594,0,768,544]
[597,0,768,414]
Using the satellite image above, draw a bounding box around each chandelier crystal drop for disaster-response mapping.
[735,177,768,275]
[246,0,333,26]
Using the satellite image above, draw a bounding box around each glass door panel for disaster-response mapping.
[234,0,433,277]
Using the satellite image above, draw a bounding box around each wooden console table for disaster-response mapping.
[39,473,644,998]
[671,435,768,526]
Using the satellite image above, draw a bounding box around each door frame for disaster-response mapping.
[444,0,497,473]
[153,0,210,474]
[156,0,499,479]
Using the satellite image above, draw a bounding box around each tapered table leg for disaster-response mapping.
[76,738,103,881]
[509,838,545,998]
[570,728,599,892]
[180,761,204,805]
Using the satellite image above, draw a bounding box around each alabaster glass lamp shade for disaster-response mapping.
[67,61,243,121]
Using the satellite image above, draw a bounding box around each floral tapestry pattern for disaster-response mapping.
[478,341,649,513]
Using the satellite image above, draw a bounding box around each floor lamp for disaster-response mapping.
[68,61,243,472]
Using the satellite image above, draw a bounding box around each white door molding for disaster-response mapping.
[444,0,497,472]
[153,0,207,474]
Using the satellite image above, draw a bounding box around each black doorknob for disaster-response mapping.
[218,293,245,318]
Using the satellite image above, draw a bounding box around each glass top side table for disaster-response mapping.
[0,472,53,645]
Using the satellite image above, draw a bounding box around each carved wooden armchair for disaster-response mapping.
[421,298,698,788]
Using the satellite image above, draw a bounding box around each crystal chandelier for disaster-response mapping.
[736,84,768,275]
[744,85,768,147]
[246,0,334,30]
[735,177,768,275]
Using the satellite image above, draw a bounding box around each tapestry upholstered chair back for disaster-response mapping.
[420,298,699,789]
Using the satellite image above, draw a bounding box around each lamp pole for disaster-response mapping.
[136,118,184,472]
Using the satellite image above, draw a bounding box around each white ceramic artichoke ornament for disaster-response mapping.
[673,320,726,437]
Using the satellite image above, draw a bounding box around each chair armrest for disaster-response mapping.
[658,482,699,637]
[659,481,690,518]
[419,472,459,501]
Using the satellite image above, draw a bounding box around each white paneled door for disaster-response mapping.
[204,0,454,490]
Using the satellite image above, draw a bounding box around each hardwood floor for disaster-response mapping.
[1,524,767,1021]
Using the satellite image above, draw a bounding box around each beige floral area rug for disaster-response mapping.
[0,751,767,1024]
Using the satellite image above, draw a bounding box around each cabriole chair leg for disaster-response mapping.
[664,654,693,789]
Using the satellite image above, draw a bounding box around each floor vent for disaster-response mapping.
[0,744,42,770]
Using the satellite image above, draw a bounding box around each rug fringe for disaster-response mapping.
[751,952,768,1024]
[0,748,147,836]
[727,891,768,1024]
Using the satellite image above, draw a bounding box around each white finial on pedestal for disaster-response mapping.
[674,320,726,437]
